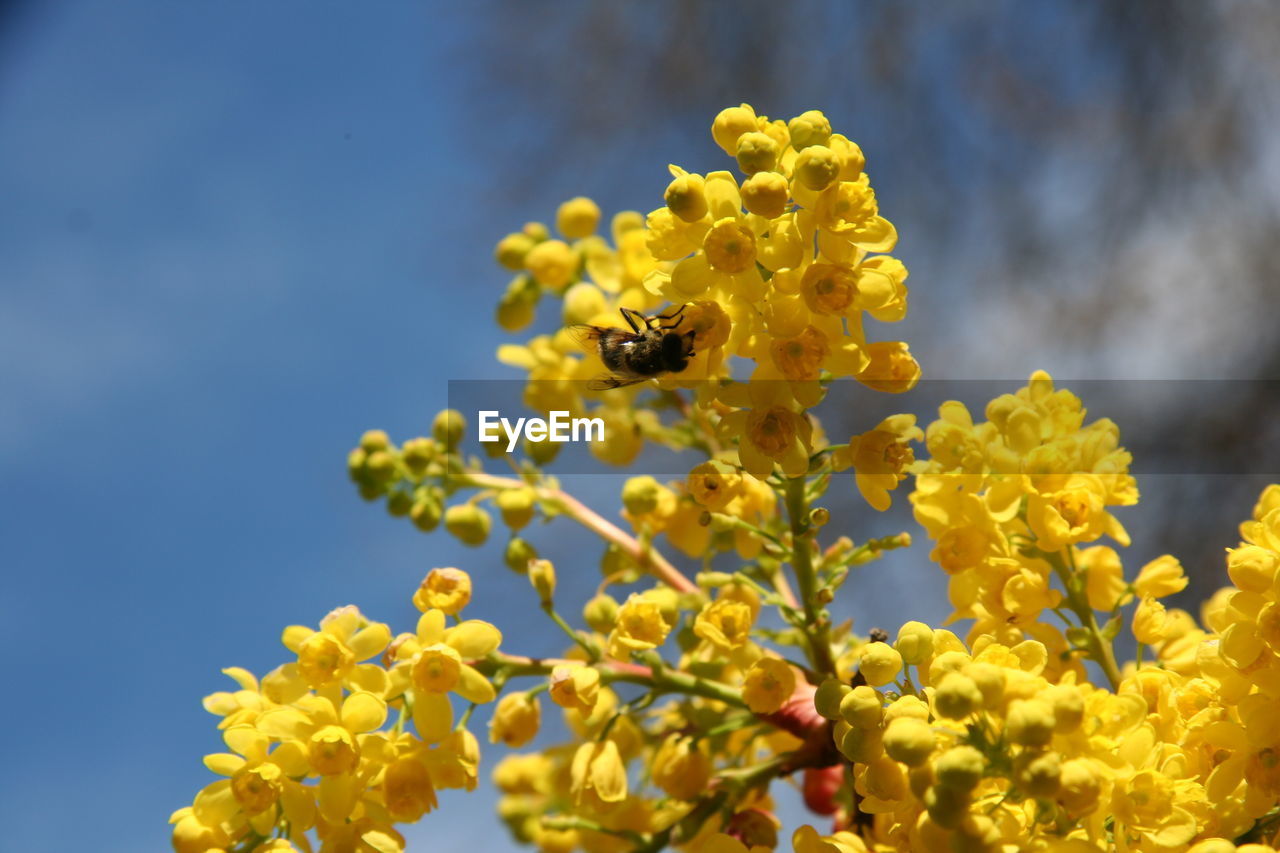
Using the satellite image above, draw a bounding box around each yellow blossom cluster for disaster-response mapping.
[175,104,1280,852]
[494,104,918,478]
[171,571,501,853]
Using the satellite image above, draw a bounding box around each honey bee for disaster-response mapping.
[571,304,696,390]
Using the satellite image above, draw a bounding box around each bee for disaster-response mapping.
[571,304,696,390]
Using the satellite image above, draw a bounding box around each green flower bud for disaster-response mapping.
[839,685,884,729]
[882,717,935,767]
[386,489,413,517]
[432,409,466,451]
[504,537,538,573]
[814,678,851,720]
[410,493,442,531]
[895,621,935,666]
[934,672,983,720]
[1005,699,1056,747]
[347,447,368,480]
[401,437,436,476]
[496,487,537,529]
[934,745,985,792]
[583,594,619,634]
[528,558,556,605]
[444,504,491,546]
[621,476,663,515]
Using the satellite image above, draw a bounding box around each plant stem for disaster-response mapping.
[1045,550,1122,689]
[461,471,697,593]
[785,476,837,677]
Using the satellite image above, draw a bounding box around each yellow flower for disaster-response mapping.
[835,414,922,511]
[742,657,795,714]
[549,664,600,714]
[282,607,391,693]
[652,735,712,801]
[412,567,471,615]
[391,609,501,743]
[380,755,437,822]
[694,598,755,650]
[608,592,672,660]
[569,740,628,805]
[489,692,541,747]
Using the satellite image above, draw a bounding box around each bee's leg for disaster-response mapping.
[619,306,646,333]
[656,304,687,330]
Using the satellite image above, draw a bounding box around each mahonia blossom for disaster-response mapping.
[176,105,1280,852]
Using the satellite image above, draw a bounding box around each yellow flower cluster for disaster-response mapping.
[495,104,918,477]
[170,570,501,853]
[176,104,1280,852]
[909,372,1139,651]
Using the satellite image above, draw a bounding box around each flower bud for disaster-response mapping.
[1014,749,1061,797]
[432,410,465,450]
[549,664,598,712]
[504,537,537,573]
[1133,595,1170,645]
[555,196,600,239]
[787,110,832,150]
[496,279,537,331]
[444,504,491,547]
[1228,545,1278,593]
[524,239,577,290]
[933,672,983,720]
[562,282,607,326]
[409,493,443,532]
[360,429,391,453]
[528,558,556,605]
[582,594,619,633]
[1133,554,1188,598]
[1005,699,1056,747]
[838,685,883,729]
[934,745,985,792]
[712,104,759,155]
[401,437,436,476]
[664,173,708,222]
[858,642,903,687]
[740,171,790,219]
[882,717,935,766]
[895,621,935,665]
[621,475,663,515]
[386,489,412,517]
[489,693,541,747]
[735,132,778,175]
[922,783,969,829]
[838,723,884,763]
[793,145,841,192]
[495,487,537,530]
[814,678,851,720]
[1044,684,1084,733]
[495,232,535,270]
[525,435,560,465]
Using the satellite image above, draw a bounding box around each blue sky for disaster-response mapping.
[1,2,1275,851]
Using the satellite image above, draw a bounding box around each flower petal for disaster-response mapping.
[412,690,453,744]
[340,691,388,734]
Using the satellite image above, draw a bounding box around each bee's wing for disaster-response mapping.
[567,324,610,353]
[586,375,649,391]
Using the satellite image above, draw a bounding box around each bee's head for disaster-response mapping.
[661,329,696,371]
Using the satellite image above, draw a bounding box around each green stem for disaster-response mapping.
[1045,550,1122,689]
[785,476,836,677]
[543,602,601,661]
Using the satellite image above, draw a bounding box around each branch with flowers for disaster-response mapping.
[171,105,1280,853]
